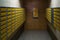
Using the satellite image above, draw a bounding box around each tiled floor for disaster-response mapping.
[18,30,52,40]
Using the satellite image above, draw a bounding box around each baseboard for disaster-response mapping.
[47,25,57,40]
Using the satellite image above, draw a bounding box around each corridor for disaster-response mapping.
[0,0,60,40]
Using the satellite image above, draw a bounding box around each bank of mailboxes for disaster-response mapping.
[53,8,60,31]
[0,8,25,40]
[46,8,60,31]
[46,8,51,23]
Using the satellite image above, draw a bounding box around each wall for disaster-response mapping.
[50,0,60,8]
[0,0,21,7]
[24,0,50,30]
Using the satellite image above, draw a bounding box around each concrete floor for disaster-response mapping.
[18,30,52,40]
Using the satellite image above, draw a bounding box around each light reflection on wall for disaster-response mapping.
[0,0,21,8]
[50,0,60,8]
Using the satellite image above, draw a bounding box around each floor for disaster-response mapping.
[18,30,52,40]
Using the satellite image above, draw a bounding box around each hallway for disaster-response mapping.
[18,30,52,40]
[0,0,60,40]
[18,1,51,40]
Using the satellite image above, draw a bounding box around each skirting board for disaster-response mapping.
[47,25,57,40]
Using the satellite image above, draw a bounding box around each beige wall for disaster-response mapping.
[0,0,21,7]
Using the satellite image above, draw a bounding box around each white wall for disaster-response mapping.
[0,0,21,8]
[50,0,60,8]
